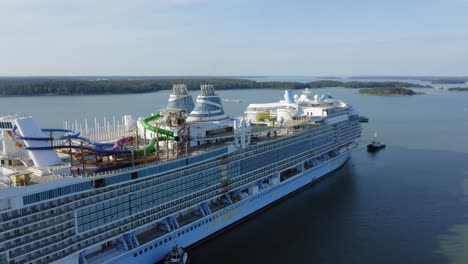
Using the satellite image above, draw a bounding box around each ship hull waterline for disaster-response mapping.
[105,150,351,264]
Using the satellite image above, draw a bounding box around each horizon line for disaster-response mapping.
[1,75,468,78]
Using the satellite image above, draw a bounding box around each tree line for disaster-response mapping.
[448,87,468,91]
[358,87,421,95]
[0,78,430,96]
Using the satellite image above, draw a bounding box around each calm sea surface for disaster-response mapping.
[1,80,468,263]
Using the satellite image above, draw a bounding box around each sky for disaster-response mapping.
[0,0,467,76]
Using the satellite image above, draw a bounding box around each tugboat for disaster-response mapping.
[367,132,385,151]
[367,139,385,151]
[359,116,369,123]
[164,245,190,264]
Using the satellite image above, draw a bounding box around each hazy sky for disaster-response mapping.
[1,0,467,76]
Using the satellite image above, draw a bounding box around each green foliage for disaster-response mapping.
[432,79,467,84]
[306,80,343,88]
[358,87,419,95]
[447,87,468,91]
[0,78,430,96]
[306,80,428,89]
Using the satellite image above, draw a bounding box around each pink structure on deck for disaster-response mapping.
[112,136,135,150]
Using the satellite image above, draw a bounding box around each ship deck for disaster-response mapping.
[1,116,322,190]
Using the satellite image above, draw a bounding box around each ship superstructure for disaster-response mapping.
[165,84,195,114]
[186,84,228,123]
[0,86,361,264]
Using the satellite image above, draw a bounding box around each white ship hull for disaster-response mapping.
[1,88,361,264]
[98,150,351,264]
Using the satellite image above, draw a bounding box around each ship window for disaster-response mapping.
[94,178,107,188]
[159,241,163,246]
[164,239,167,243]
[134,253,138,257]
[150,246,153,250]
[144,248,148,252]
[139,250,142,255]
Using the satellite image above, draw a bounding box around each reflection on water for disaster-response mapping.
[438,224,468,264]
[191,148,468,264]
[190,154,358,264]
[436,176,468,264]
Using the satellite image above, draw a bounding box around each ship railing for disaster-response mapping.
[29,173,74,184]
[30,190,219,263]
[8,227,76,259]
[73,120,312,178]
[0,153,34,167]
[1,197,75,226]
[14,130,361,263]
[74,144,229,179]
[53,119,316,179]
[126,127,361,229]
[1,215,74,244]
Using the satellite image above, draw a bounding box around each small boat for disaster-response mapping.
[164,245,190,264]
[367,132,385,151]
[359,116,369,123]
[367,139,385,151]
[222,99,242,103]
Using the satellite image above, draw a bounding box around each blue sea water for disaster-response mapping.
[1,80,468,263]
[3,86,466,153]
[191,147,468,264]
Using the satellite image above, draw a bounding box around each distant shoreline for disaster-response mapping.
[0,79,431,97]
[447,87,468,92]
[358,87,424,96]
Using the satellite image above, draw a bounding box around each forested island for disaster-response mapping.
[358,87,422,96]
[448,87,468,91]
[431,79,468,84]
[0,78,430,96]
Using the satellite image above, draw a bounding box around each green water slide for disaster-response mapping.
[141,114,179,141]
[135,138,157,155]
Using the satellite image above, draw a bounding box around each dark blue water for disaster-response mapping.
[190,147,468,264]
[1,81,468,263]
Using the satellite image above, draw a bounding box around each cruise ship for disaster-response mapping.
[0,85,361,264]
